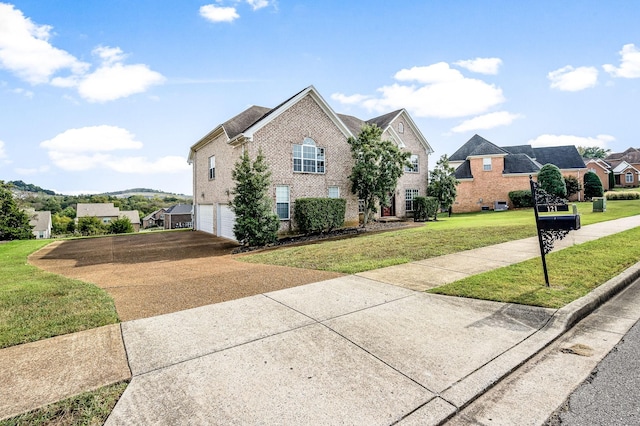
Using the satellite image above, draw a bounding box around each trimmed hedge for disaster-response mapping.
[414,196,439,221]
[606,191,640,200]
[293,198,347,234]
[508,190,533,208]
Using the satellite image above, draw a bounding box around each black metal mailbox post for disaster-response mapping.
[530,176,581,286]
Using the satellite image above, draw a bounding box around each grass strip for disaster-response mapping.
[0,240,119,349]
[0,381,128,426]
[429,226,640,308]
[239,200,639,274]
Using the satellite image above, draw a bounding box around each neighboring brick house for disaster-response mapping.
[142,208,167,229]
[76,203,141,232]
[583,158,613,191]
[604,148,640,187]
[187,86,433,240]
[450,135,586,213]
[163,204,193,229]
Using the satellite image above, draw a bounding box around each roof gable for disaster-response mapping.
[450,134,506,161]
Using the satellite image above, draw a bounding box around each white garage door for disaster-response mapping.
[196,204,214,234]
[218,204,237,241]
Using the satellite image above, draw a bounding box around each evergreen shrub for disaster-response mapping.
[508,190,533,208]
[293,198,347,234]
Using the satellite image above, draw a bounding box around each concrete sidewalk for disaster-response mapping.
[1,216,639,423]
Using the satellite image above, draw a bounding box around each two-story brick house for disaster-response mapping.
[187,86,433,240]
[450,135,586,213]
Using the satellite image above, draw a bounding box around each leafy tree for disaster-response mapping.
[0,181,35,240]
[537,164,567,198]
[61,205,77,219]
[584,171,604,199]
[564,175,582,199]
[52,213,73,235]
[108,217,134,234]
[427,154,459,213]
[77,216,107,236]
[348,124,410,225]
[577,146,610,159]
[230,149,280,246]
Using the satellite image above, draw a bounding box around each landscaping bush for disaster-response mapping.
[605,191,640,200]
[584,171,604,200]
[538,164,567,198]
[108,217,134,234]
[508,190,533,208]
[564,175,582,199]
[413,196,438,221]
[77,216,107,236]
[293,198,347,234]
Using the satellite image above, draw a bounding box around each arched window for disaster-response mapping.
[398,122,404,133]
[293,137,325,173]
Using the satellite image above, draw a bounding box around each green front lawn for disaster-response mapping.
[239,200,640,274]
[0,240,119,349]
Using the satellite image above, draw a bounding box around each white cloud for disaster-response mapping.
[548,65,598,91]
[451,111,523,133]
[0,3,89,84]
[15,165,50,175]
[454,57,502,75]
[0,5,164,101]
[11,87,34,97]
[603,43,640,78]
[200,5,240,22]
[527,134,615,149]
[246,0,270,10]
[333,62,505,119]
[40,125,190,174]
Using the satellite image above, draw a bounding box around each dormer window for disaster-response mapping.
[483,157,492,171]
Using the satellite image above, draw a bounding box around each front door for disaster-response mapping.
[381,193,396,217]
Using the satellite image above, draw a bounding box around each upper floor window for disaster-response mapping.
[398,122,404,134]
[328,186,340,198]
[626,172,634,183]
[483,157,492,171]
[293,137,325,174]
[404,154,419,173]
[208,155,216,179]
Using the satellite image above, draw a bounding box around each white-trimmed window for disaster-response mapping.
[398,122,404,133]
[276,186,290,220]
[626,172,634,183]
[208,155,216,179]
[483,157,492,171]
[293,137,325,173]
[404,154,419,173]
[405,189,419,212]
[328,186,340,198]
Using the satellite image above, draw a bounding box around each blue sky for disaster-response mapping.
[1,1,639,195]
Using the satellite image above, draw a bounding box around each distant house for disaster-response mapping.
[142,208,167,229]
[450,134,586,213]
[28,210,51,239]
[583,158,613,191]
[163,204,193,229]
[604,148,640,187]
[187,85,432,240]
[76,203,140,232]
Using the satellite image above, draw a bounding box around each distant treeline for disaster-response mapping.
[9,180,56,195]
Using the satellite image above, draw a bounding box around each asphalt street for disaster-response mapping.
[547,318,640,425]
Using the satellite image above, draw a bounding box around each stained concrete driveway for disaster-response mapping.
[29,231,344,321]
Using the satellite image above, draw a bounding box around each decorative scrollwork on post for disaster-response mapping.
[540,229,570,255]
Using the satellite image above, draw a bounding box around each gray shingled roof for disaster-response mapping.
[119,210,140,225]
[503,153,540,174]
[606,147,640,164]
[367,110,402,130]
[165,204,193,215]
[450,134,506,161]
[502,145,536,158]
[533,146,585,169]
[337,114,366,136]
[28,210,51,232]
[454,160,473,179]
[76,203,120,218]
[222,106,272,140]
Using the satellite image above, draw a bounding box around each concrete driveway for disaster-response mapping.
[29,231,343,321]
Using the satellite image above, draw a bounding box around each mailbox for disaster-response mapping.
[537,214,581,231]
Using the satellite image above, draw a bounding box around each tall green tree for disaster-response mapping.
[108,217,134,234]
[584,171,604,199]
[577,146,610,159]
[537,164,567,198]
[230,149,280,246]
[427,154,459,213]
[348,124,410,225]
[77,216,107,236]
[0,181,34,240]
[564,175,582,199]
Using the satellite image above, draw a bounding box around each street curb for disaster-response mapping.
[434,261,640,425]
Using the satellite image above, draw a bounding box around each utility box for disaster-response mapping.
[494,201,509,211]
[592,197,606,212]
